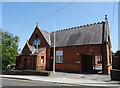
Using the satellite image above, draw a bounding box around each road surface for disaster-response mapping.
[1,78,118,88]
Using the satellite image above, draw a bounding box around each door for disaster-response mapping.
[81,55,93,72]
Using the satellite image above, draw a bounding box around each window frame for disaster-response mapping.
[56,50,63,64]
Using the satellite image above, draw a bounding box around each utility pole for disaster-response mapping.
[36,41,38,53]
[53,21,56,74]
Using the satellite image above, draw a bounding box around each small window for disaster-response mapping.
[41,56,44,64]
[33,39,40,45]
[56,51,63,63]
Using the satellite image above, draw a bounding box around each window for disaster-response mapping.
[32,34,40,45]
[41,56,44,64]
[56,51,63,63]
[33,39,40,45]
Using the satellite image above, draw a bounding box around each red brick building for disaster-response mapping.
[16,16,112,74]
[112,50,120,70]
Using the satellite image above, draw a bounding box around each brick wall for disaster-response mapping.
[16,26,50,71]
[102,44,112,74]
[46,48,51,70]
[36,48,47,71]
[21,44,31,55]
[48,44,103,73]
[113,58,120,69]
[16,55,37,70]
[56,64,80,73]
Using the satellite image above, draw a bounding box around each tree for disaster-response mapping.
[1,30,19,70]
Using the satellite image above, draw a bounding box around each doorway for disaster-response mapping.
[81,55,93,72]
[81,55,102,73]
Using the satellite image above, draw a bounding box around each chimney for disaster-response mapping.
[105,15,107,19]
[36,23,38,27]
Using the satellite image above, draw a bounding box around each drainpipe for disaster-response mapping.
[102,19,105,74]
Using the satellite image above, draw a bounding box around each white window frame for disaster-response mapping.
[56,50,63,64]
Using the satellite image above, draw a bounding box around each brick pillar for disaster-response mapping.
[102,44,108,74]
[102,15,112,74]
[102,44,112,74]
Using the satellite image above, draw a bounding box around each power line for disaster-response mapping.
[37,2,72,24]
[110,1,116,30]
[16,2,73,50]
[15,2,73,35]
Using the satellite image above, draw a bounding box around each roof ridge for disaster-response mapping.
[36,26,50,34]
[51,21,104,33]
[40,29,50,34]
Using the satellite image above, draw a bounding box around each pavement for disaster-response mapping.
[0,72,120,87]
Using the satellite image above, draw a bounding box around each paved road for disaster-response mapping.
[1,78,119,88]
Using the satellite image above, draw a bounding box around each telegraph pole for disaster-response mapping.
[53,21,56,74]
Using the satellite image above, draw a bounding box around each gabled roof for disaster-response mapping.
[21,42,35,55]
[20,16,110,56]
[50,22,104,47]
[26,42,35,52]
[28,26,51,46]
[22,42,45,55]
[40,30,51,46]
[32,47,45,55]
[27,17,110,48]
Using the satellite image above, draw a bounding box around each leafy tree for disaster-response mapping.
[1,30,19,70]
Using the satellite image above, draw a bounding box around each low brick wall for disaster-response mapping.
[56,64,81,73]
[110,69,120,81]
[2,70,51,76]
